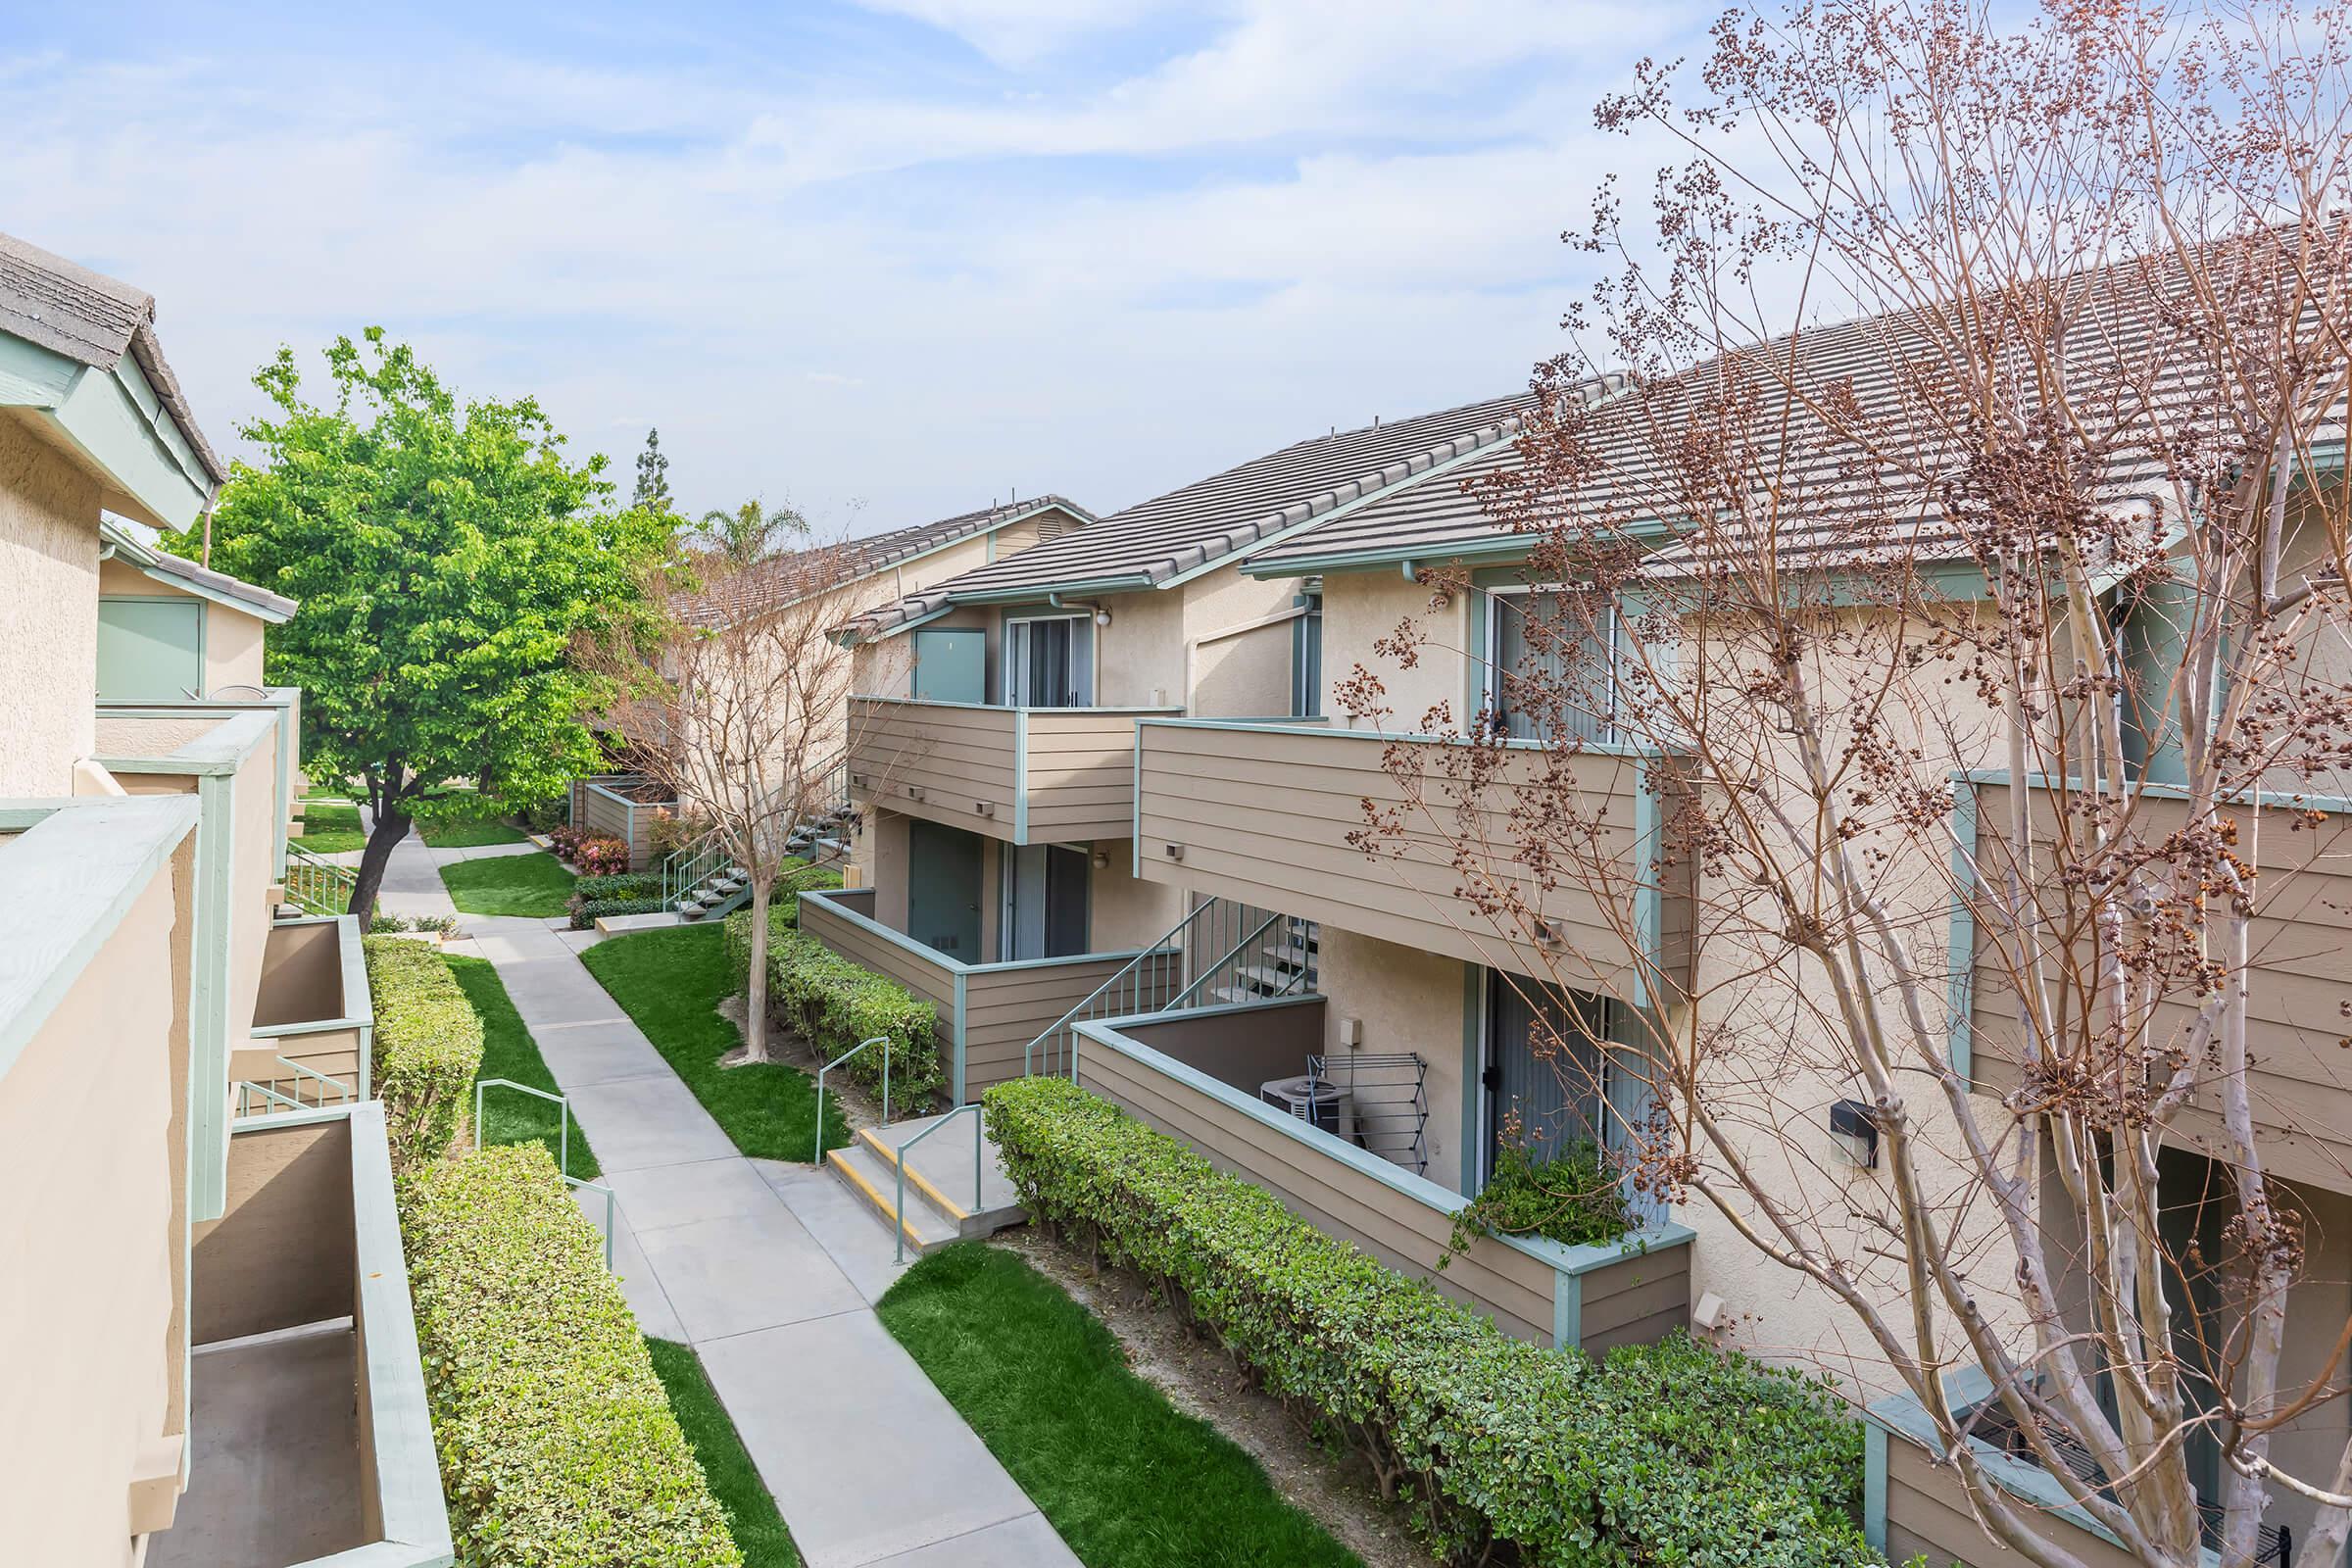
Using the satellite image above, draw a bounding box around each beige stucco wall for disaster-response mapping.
[1316,928,1475,1194]
[0,838,194,1568]
[1318,566,1474,729]
[0,414,102,793]
[96,558,269,693]
[1177,564,1298,718]
[1086,842,1183,952]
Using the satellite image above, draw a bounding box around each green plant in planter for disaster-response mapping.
[1445,1130,1633,1263]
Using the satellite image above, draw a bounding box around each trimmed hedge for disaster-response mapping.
[573,871,662,903]
[724,913,943,1105]
[364,936,485,1170]
[570,896,668,931]
[402,1145,743,1567]
[983,1076,1874,1568]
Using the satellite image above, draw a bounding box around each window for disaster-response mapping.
[1484,586,1616,743]
[1291,590,1323,717]
[1002,844,1090,960]
[1003,612,1093,707]
[1481,972,1611,1180]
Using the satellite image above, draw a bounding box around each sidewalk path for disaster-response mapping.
[371,825,1077,1568]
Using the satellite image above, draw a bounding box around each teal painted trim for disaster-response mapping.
[99,690,302,877]
[46,360,212,529]
[340,1099,459,1562]
[1137,713,1678,763]
[1947,781,1980,1081]
[1862,1422,1888,1554]
[92,705,279,775]
[1631,759,1663,1010]
[1552,1268,1582,1349]
[798,887,1175,980]
[1097,992,1325,1029]
[244,913,372,1039]
[0,801,69,829]
[952,968,970,1103]
[1864,1377,2215,1564]
[1073,1013,1695,1278]
[1131,723,1145,880]
[1955,766,2352,817]
[190,770,236,1222]
[0,795,201,1083]
[854,695,1184,717]
[0,330,82,405]
[1461,963,1485,1195]
[955,573,1155,605]
[847,604,957,646]
[1013,709,1031,843]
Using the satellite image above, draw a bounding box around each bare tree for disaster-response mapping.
[587,540,894,1064]
[1348,4,2352,1564]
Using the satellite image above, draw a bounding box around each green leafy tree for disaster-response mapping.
[632,426,672,513]
[168,328,663,923]
[692,498,807,569]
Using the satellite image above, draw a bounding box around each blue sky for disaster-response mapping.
[1,1,1707,533]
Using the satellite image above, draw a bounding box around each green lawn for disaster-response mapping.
[645,1338,801,1567]
[443,954,600,1180]
[419,815,530,848]
[878,1245,1362,1568]
[438,851,576,917]
[578,924,848,1161]
[291,799,365,855]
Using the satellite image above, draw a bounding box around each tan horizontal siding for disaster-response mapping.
[1577,1262,1690,1354]
[1078,1043,1557,1341]
[1883,1438,2138,1568]
[1024,711,1148,845]
[801,897,958,1062]
[1968,782,2352,1191]
[1137,724,1678,991]
[962,955,1172,1099]
[850,699,1020,842]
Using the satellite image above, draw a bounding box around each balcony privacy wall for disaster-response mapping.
[1960,776,2352,1192]
[568,775,674,870]
[801,886,1181,1101]
[1075,1004,1691,1354]
[1136,720,1693,1003]
[847,697,1181,846]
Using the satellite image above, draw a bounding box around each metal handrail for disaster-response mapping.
[235,1081,308,1117]
[275,1055,356,1106]
[567,1175,618,1271]
[658,751,856,910]
[474,1077,575,1179]
[1024,897,1308,1078]
[285,841,356,915]
[814,1035,891,1160]
[893,1102,984,1264]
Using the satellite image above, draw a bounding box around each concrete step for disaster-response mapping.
[825,1141,961,1254]
[1231,963,1309,994]
[854,1120,1025,1239]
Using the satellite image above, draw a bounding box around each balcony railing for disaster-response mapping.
[1072,1004,1693,1354]
[234,914,374,1110]
[1134,718,1694,1006]
[1954,772,2352,1193]
[847,696,1182,846]
[799,885,1181,1102]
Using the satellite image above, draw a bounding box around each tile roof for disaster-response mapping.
[99,517,297,622]
[0,230,227,486]
[842,393,1536,637]
[680,494,1092,627]
[1250,242,2336,579]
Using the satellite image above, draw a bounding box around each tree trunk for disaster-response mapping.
[349,802,412,929]
[741,873,772,1064]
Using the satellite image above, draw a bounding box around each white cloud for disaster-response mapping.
[0,2,1712,529]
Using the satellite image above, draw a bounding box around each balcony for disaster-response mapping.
[233,914,373,1113]
[566,772,679,870]
[1072,1001,1693,1354]
[153,1101,450,1567]
[847,696,1182,847]
[1956,774,2352,1193]
[801,886,1180,1102]
[1135,719,1694,1005]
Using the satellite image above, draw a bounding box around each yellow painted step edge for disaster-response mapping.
[857,1125,975,1223]
[825,1147,930,1249]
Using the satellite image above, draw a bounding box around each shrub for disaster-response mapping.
[364,936,485,1169]
[1444,1136,1632,1262]
[572,871,661,903]
[547,824,586,859]
[573,835,631,877]
[570,896,668,930]
[723,913,943,1103]
[982,1076,1874,1568]
[401,1145,742,1567]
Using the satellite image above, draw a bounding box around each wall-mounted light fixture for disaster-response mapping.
[1829,1099,1880,1169]
[1095,609,1112,627]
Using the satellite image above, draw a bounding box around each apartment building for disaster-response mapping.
[578,496,1095,871]
[0,233,444,1567]
[813,396,1534,1102]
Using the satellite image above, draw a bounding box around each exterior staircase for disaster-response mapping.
[824,1114,1025,1256]
[666,761,858,922]
[1206,917,1318,1004]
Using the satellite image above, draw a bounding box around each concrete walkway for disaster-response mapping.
[371,824,1078,1568]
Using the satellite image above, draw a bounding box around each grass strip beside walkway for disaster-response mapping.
[440,849,576,916]
[445,953,601,1180]
[878,1244,1363,1568]
[645,1338,802,1568]
[578,924,848,1161]
[419,815,529,847]
[291,799,365,854]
